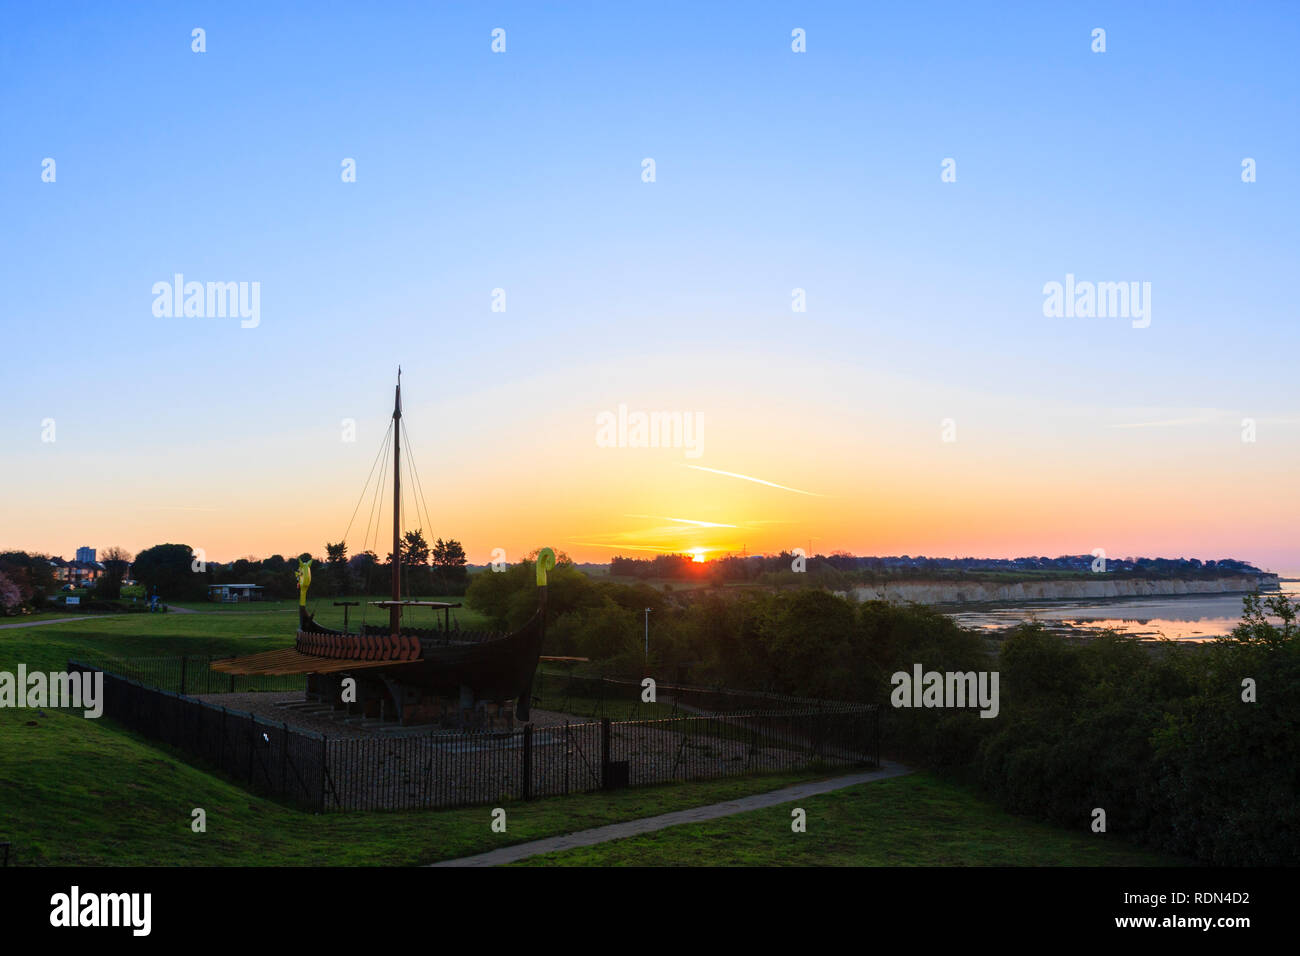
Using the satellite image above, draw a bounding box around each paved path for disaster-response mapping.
[430,760,912,867]
[0,616,110,630]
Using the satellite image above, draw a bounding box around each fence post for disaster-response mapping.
[564,722,569,796]
[873,706,880,768]
[421,735,433,809]
[179,655,187,696]
[318,736,327,813]
[600,717,611,789]
[522,723,533,801]
[281,722,289,796]
[219,707,226,772]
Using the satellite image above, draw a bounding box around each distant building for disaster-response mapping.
[76,546,96,564]
[208,584,265,603]
[50,556,104,586]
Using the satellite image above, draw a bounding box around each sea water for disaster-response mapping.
[947,580,1300,641]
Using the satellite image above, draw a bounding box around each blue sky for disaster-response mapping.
[3,2,1298,570]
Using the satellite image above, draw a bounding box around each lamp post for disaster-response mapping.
[644,608,651,666]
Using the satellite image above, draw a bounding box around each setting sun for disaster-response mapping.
[690,549,707,563]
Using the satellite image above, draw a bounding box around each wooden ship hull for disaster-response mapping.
[212,370,555,728]
[295,600,549,720]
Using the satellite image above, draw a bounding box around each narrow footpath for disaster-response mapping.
[430,760,912,867]
[0,616,109,629]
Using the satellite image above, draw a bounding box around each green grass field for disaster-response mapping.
[0,596,486,674]
[0,706,831,866]
[0,707,1183,867]
[1,609,108,624]
[2,609,293,674]
[1,601,1187,867]
[514,772,1188,867]
[166,594,487,627]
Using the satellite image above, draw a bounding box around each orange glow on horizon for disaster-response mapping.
[5,363,1299,574]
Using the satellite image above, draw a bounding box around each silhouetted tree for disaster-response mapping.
[431,537,469,594]
[131,544,207,600]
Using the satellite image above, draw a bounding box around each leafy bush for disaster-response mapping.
[973,594,1299,864]
[476,562,1296,863]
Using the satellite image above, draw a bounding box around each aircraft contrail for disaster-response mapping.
[684,465,823,497]
[624,514,738,528]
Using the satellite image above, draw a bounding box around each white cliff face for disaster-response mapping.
[845,575,1280,606]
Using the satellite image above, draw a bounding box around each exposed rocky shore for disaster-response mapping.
[844,574,1279,606]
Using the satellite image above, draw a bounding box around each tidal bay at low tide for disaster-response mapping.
[947,580,1300,641]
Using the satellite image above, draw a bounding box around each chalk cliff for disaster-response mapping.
[844,574,1280,606]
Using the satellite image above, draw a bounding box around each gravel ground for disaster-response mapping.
[189,691,585,738]
[314,718,858,811]
[186,691,869,811]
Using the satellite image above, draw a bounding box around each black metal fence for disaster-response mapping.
[69,661,878,813]
[533,670,869,720]
[69,663,326,808]
[73,654,305,695]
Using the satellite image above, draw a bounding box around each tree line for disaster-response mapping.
[0,548,131,610]
[0,532,470,610]
[609,551,1268,585]
[146,530,470,600]
[471,558,1298,865]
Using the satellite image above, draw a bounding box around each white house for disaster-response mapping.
[207,584,266,603]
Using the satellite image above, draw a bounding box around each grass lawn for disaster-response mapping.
[1,593,1187,868]
[1,609,112,625]
[1,610,297,674]
[0,596,487,674]
[0,707,830,866]
[166,594,486,627]
[0,708,1181,867]
[514,772,1189,867]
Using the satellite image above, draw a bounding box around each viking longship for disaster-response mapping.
[213,371,554,727]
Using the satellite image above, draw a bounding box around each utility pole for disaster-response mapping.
[644,608,651,665]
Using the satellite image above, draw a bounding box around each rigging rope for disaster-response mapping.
[358,425,392,633]
[361,427,391,565]
[330,408,445,635]
[340,420,394,548]
[401,418,439,618]
[401,419,437,553]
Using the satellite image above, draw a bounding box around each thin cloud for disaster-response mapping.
[624,514,738,528]
[1110,408,1226,429]
[1112,418,1219,429]
[568,541,683,554]
[684,465,824,497]
[1111,410,1300,429]
[139,505,220,512]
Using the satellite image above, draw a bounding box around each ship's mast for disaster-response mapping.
[390,368,402,635]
